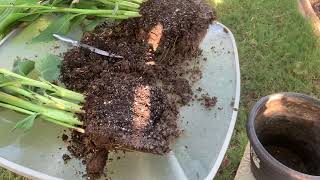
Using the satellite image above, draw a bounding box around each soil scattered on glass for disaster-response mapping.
[201,95,218,109]
[62,134,68,141]
[60,0,216,179]
[62,154,71,164]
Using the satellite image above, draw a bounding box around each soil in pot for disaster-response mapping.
[255,98,320,176]
[260,127,320,175]
[60,0,216,179]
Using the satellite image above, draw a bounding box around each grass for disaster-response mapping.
[1,0,320,179]
[0,168,28,180]
[212,0,320,179]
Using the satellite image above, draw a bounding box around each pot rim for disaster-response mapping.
[247,92,320,178]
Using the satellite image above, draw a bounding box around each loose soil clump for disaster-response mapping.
[61,0,216,178]
[62,154,71,164]
[311,0,320,16]
[202,95,218,109]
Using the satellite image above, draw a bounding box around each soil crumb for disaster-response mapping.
[203,95,218,109]
[62,154,71,164]
[62,134,68,141]
[61,0,216,179]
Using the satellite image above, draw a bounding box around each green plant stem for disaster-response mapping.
[0,91,83,125]
[1,86,84,113]
[96,0,141,9]
[44,94,84,113]
[0,102,84,133]
[130,0,144,4]
[0,68,85,102]
[0,5,141,17]
[97,14,139,19]
[0,10,30,34]
[0,102,32,115]
[42,117,85,133]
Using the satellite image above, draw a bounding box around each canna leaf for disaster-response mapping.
[18,13,41,22]
[32,14,78,43]
[12,59,35,76]
[35,54,61,81]
[13,113,39,131]
[0,71,16,86]
[0,74,10,84]
[0,0,39,31]
[51,0,65,6]
[83,18,106,32]
[74,1,99,9]
[0,10,30,34]
[112,1,119,15]
[71,14,87,29]
[14,0,38,5]
[0,0,141,41]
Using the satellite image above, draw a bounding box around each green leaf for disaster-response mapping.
[0,0,14,4]
[35,54,61,81]
[32,14,78,43]
[71,14,87,29]
[15,0,38,5]
[74,1,98,9]
[83,18,106,32]
[0,72,16,86]
[0,0,38,36]
[18,13,41,22]
[113,2,119,15]
[51,0,64,6]
[0,11,30,34]
[0,74,11,84]
[13,113,38,131]
[12,59,35,76]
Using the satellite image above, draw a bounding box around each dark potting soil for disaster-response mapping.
[62,154,71,164]
[258,116,320,176]
[84,72,179,154]
[62,134,68,141]
[197,94,218,109]
[61,0,216,178]
[311,0,320,16]
[264,145,309,174]
[263,137,320,176]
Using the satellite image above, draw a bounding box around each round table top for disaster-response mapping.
[0,18,240,180]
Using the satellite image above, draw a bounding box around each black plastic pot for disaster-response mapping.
[247,93,320,180]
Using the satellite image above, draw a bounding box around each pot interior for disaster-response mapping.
[254,94,320,176]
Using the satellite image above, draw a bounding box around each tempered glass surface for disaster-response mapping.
[0,19,239,180]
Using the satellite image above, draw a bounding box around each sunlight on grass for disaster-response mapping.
[213,0,320,179]
[0,168,28,180]
[212,0,224,6]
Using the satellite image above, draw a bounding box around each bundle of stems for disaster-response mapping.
[0,68,86,133]
[0,0,145,39]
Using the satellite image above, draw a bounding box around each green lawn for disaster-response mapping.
[0,168,27,180]
[1,0,320,179]
[213,0,320,179]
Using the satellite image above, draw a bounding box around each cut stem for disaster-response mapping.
[42,117,85,133]
[2,85,84,113]
[0,5,141,17]
[0,102,84,133]
[0,68,85,102]
[0,102,32,115]
[96,0,141,9]
[0,91,83,125]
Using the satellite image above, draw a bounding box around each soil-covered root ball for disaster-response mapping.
[83,72,180,155]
